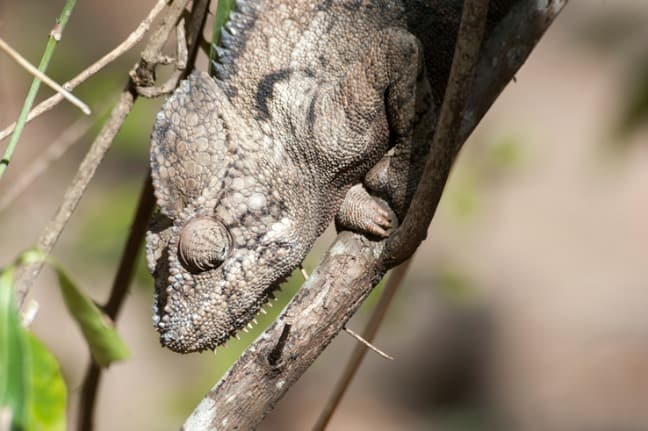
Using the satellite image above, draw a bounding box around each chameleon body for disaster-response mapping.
[146,0,515,353]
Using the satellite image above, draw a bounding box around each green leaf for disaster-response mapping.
[55,266,129,367]
[0,265,68,431]
[26,334,67,431]
[17,248,129,367]
[0,265,30,430]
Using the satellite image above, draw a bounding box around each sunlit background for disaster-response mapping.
[1,1,648,430]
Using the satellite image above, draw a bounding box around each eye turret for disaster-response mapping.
[178,217,231,273]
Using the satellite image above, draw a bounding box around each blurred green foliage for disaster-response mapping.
[0,265,67,431]
[570,7,648,147]
[24,335,67,431]
[615,57,648,141]
[432,406,503,431]
[54,257,130,367]
[444,133,525,222]
[436,268,476,304]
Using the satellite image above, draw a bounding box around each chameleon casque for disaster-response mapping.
[146,0,516,353]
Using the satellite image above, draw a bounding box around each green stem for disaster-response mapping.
[0,0,78,181]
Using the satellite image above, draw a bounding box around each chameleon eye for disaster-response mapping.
[178,217,231,273]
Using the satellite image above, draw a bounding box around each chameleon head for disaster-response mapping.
[146,70,306,353]
[146,207,302,353]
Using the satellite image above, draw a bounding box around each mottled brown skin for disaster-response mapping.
[147,0,515,353]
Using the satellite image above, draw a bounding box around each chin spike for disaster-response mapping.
[260,307,267,315]
[300,265,309,280]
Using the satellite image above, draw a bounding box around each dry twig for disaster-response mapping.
[313,259,411,430]
[0,37,90,114]
[0,115,95,213]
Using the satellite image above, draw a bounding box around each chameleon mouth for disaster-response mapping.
[153,272,290,353]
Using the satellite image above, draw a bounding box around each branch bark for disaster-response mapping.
[182,1,567,429]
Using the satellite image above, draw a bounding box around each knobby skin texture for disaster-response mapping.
[147,0,515,353]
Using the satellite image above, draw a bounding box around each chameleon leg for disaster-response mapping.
[335,28,433,235]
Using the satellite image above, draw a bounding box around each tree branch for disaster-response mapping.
[182,1,567,429]
[312,259,412,430]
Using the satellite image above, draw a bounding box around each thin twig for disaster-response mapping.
[315,2,492,424]
[0,115,95,213]
[0,0,169,142]
[312,260,411,431]
[382,0,490,267]
[77,173,155,431]
[0,38,90,114]
[341,326,395,361]
[0,0,78,180]
[14,90,136,304]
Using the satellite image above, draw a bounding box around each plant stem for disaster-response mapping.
[77,173,155,431]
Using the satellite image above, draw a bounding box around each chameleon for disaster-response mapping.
[146,0,516,353]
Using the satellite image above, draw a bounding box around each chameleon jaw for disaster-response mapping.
[153,264,291,353]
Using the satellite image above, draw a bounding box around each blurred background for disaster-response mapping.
[1,1,648,430]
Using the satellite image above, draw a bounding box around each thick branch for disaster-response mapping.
[183,1,567,429]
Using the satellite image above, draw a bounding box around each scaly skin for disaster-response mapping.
[147,0,516,353]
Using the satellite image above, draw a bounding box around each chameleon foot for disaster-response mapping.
[335,184,393,238]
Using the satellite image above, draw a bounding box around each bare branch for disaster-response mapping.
[0,0,169,142]
[182,1,567,429]
[77,173,156,431]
